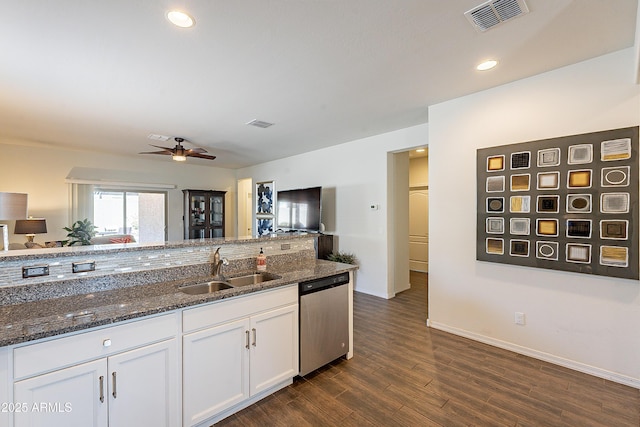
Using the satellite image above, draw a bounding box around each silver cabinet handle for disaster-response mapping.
[252,328,257,347]
[112,372,117,398]
[99,375,104,403]
[245,330,250,349]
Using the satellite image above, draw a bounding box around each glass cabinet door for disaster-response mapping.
[211,196,223,227]
[191,195,206,227]
[184,190,225,240]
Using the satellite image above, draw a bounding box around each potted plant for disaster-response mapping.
[327,251,358,265]
[63,219,98,246]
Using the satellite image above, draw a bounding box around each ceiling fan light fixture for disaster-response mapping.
[140,137,216,161]
[476,59,498,71]
[167,10,195,28]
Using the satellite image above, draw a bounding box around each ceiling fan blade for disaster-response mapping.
[149,144,176,153]
[188,152,217,160]
[186,147,207,154]
[139,150,172,155]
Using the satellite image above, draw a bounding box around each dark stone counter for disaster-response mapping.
[0,259,356,347]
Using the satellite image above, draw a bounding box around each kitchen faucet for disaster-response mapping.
[212,247,229,280]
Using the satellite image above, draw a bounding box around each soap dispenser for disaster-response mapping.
[257,247,267,271]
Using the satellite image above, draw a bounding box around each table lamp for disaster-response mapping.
[0,192,28,251]
[15,218,48,246]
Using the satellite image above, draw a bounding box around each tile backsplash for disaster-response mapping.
[0,237,316,289]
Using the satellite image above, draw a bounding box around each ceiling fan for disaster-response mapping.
[139,137,216,162]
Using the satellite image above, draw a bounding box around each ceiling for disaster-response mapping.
[0,0,637,169]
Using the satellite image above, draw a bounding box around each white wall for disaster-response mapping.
[428,48,640,387]
[0,139,237,243]
[238,123,428,298]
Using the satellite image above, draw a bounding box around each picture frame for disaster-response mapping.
[256,216,274,237]
[477,126,639,280]
[256,181,275,215]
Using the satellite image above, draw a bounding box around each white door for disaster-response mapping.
[14,359,108,427]
[409,189,429,272]
[249,304,298,395]
[183,318,251,426]
[107,339,178,427]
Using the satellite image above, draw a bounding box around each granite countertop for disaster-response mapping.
[0,259,357,347]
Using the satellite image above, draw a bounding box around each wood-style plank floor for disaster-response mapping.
[216,273,639,426]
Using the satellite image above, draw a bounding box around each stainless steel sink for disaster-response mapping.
[178,272,281,295]
[178,281,233,295]
[226,272,281,287]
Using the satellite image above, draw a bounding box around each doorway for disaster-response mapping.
[409,149,428,317]
[237,178,253,237]
[389,147,428,317]
[409,150,428,272]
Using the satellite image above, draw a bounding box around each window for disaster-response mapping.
[71,184,167,243]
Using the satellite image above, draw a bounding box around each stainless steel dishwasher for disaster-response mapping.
[299,272,350,376]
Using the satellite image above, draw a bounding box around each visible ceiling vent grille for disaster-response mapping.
[246,119,274,129]
[465,0,529,32]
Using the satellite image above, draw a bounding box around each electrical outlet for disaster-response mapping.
[515,312,526,325]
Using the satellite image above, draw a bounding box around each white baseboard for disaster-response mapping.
[428,320,640,390]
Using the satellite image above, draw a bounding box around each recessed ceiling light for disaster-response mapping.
[167,10,195,28]
[416,148,426,153]
[476,60,498,71]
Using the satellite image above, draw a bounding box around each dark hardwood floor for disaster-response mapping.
[216,273,639,426]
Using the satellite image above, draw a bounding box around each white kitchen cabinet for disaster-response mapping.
[106,339,177,426]
[14,359,107,427]
[12,313,179,427]
[182,285,298,427]
[249,304,298,395]
[183,318,251,425]
[0,347,10,427]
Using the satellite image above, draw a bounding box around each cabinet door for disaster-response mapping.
[409,189,429,272]
[249,304,298,395]
[107,339,178,427]
[0,347,9,427]
[14,359,108,427]
[210,194,224,227]
[183,318,250,426]
[190,194,207,228]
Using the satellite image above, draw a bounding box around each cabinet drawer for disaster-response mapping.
[183,284,297,333]
[14,312,179,380]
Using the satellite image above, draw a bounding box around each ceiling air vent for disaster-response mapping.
[246,119,274,129]
[465,0,529,32]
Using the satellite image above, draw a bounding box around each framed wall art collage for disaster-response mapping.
[256,180,275,237]
[476,126,639,280]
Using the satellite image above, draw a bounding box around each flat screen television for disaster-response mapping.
[276,186,322,232]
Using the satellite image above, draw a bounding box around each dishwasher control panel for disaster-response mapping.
[299,272,349,295]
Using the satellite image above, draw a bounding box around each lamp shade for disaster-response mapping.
[14,218,47,235]
[0,192,28,220]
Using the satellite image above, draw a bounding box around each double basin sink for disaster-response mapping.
[178,272,281,295]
